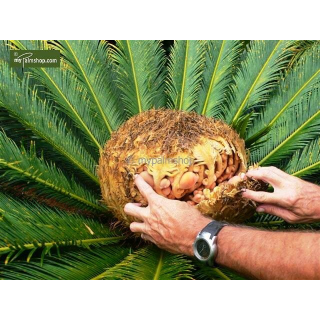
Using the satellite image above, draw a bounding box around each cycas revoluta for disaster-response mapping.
[0,40,319,280]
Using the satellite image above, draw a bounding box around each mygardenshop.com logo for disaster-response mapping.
[10,50,60,68]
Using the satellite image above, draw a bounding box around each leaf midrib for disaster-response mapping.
[41,69,102,150]
[0,159,104,211]
[63,40,113,134]
[0,236,125,254]
[178,40,190,111]
[246,69,320,144]
[270,69,320,127]
[8,41,99,184]
[292,160,320,177]
[259,109,320,165]
[153,250,164,280]
[201,40,225,115]
[231,40,282,125]
[126,40,143,113]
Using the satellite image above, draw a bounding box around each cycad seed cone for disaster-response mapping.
[98,109,267,225]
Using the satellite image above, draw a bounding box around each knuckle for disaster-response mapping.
[149,193,159,203]
[258,193,267,202]
[286,192,298,207]
[285,216,296,224]
[124,203,132,212]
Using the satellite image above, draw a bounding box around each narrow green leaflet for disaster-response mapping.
[285,137,320,179]
[55,40,125,134]
[110,40,166,115]
[0,247,128,280]
[251,89,320,166]
[228,40,294,127]
[0,194,124,264]
[197,40,242,119]
[167,40,205,111]
[93,246,194,280]
[0,132,104,211]
[0,62,98,184]
[193,261,245,280]
[246,44,320,145]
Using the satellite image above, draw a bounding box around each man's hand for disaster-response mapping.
[124,175,211,256]
[242,166,320,223]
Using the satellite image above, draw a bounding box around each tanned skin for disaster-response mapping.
[124,167,320,280]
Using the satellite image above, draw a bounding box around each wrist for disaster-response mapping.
[185,216,212,256]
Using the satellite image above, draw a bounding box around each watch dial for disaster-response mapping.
[196,239,210,259]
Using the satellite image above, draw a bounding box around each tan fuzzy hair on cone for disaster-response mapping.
[98,109,267,226]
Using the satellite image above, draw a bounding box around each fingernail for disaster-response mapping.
[256,207,265,213]
[134,174,138,178]
[241,188,246,193]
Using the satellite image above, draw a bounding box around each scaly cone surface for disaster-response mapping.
[99,109,267,225]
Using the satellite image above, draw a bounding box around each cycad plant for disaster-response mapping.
[0,40,319,280]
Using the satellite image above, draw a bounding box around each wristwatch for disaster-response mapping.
[193,220,227,266]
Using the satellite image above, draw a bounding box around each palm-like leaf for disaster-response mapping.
[0,132,103,211]
[167,40,205,111]
[285,136,320,179]
[0,247,129,280]
[0,62,98,184]
[9,41,108,151]
[252,89,320,166]
[50,40,125,136]
[110,40,166,115]
[197,40,242,118]
[1,40,320,280]
[228,40,295,129]
[94,246,194,280]
[194,262,245,280]
[0,193,124,265]
[246,44,320,145]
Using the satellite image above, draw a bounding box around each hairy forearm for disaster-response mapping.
[216,226,320,279]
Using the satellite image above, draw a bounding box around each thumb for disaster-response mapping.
[256,205,295,222]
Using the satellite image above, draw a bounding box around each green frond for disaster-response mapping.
[251,88,320,166]
[0,193,124,265]
[109,40,166,115]
[194,262,245,280]
[0,132,104,211]
[228,40,295,128]
[93,246,194,280]
[10,41,106,151]
[250,212,283,225]
[0,246,129,280]
[0,40,10,64]
[285,137,320,179]
[0,62,99,184]
[166,40,205,111]
[51,40,126,135]
[246,44,320,146]
[288,40,320,68]
[197,40,243,118]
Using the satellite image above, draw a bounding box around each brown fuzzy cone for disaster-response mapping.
[98,109,267,225]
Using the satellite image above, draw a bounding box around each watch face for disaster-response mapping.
[196,239,210,259]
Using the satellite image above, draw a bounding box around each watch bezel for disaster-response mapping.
[193,232,217,265]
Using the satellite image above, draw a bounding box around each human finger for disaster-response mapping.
[256,205,298,223]
[246,167,283,187]
[130,221,148,234]
[242,189,279,204]
[124,203,148,220]
[134,174,160,202]
[141,233,156,243]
